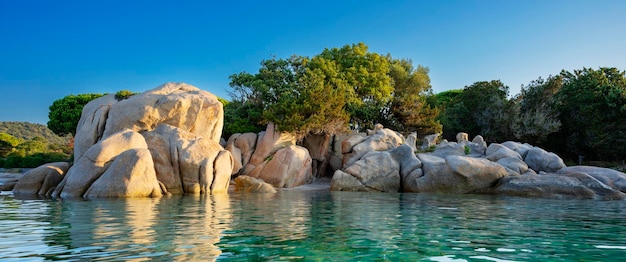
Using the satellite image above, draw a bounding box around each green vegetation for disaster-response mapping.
[227,43,440,138]
[0,122,72,168]
[48,93,106,136]
[115,90,137,101]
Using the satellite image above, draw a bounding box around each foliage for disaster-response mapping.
[438,80,513,141]
[115,90,136,101]
[554,67,626,160]
[0,152,70,168]
[229,56,350,138]
[511,76,562,144]
[387,59,441,135]
[227,42,438,138]
[0,121,69,145]
[48,93,105,136]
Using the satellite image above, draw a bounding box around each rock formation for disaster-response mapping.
[18,83,233,198]
[331,128,626,200]
[226,123,312,188]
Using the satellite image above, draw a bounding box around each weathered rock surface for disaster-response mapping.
[248,145,312,188]
[342,128,404,168]
[52,130,161,198]
[225,132,258,175]
[524,147,566,173]
[12,162,70,196]
[143,124,233,195]
[234,175,277,193]
[421,133,439,150]
[412,154,508,194]
[556,166,626,193]
[492,172,625,200]
[45,82,232,198]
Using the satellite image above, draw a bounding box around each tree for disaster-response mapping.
[511,76,562,145]
[0,133,20,157]
[439,80,513,141]
[313,43,392,131]
[229,56,349,138]
[48,93,105,136]
[555,67,626,160]
[388,59,441,135]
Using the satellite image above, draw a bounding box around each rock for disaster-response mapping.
[342,128,404,168]
[524,147,566,173]
[302,133,332,177]
[142,124,233,195]
[492,173,625,200]
[421,133,440,150]
[0,173,23,191]
[247,145,312,188]
[501,141,533,159]
[234,175,277,193]
[73,94,119,161]
[471,135,487,155]
[405,132,418,152]
[329,134,351,172]
[389,145,423,192]
[557,166,626,193]
[241,123,296,177]
[83,149,162,198]
[332,150,400,192]
[341,134,366,154]
[431,141,465,158]
[102,83,224,144]
[12,162,70,196]
[225,132,258,175]
[456,132,469,142]
[485,144,522,162]
[413,154,507,194]
[496,157,528,175]
[330,170,377,192]
[53,129,161,198]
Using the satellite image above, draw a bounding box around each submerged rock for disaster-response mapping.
[12,162,69,196]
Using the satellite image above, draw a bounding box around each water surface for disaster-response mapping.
[1,189,625,261]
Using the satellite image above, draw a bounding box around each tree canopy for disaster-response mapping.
[226,43,440,138]
[48,93,105,136]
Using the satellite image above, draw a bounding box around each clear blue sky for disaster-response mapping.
[1,0,625,124]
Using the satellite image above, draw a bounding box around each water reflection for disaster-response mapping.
[1,191,626,261]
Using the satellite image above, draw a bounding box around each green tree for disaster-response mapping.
[313,43,392,131]
[388,59,441,135]
[0,133,20,157]
[229,56,350,138]
[511,75,562,145]
[555,67,626,160]
[439,80,513,141]
[48,93,105,136]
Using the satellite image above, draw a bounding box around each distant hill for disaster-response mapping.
[0,121,70,145]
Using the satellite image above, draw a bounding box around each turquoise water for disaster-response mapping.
[1,188,625,261]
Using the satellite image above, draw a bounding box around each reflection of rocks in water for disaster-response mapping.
[53,195,231,261]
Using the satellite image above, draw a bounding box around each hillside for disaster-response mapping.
[0,121,70,145]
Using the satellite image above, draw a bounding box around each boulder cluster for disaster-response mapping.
[5,83,626,200]
[12,83,233,198]
[331,127,626,200]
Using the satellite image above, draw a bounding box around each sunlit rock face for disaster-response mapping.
[226,123,313,188]
[49,82,232,198]
[12,162,70,196]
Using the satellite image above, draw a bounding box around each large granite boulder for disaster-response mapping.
[53,130,162,198]
[246,145,312,188]
[342,128,404,168]
[234,175,277,193]
[240,123,296,176]
[49,82,232,198]
[412,154,508,194]
[143,124,233,195]
[12,162,70,196]
[225,132,258,175]
[524,147,566,173]
[74,82,224,161]
[332,145,419,192]
[492,172,625,200]
[556,166,626,193]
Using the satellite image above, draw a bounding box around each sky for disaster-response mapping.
[1,0,625,124]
